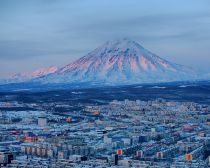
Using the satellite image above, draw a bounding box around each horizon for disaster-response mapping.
[0,37,202,79]
[1,0,210,78]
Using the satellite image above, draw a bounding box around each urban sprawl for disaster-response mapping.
[0,98,210,168]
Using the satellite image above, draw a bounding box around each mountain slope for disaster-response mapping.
[4,66,58,83]
[36,38,197,85]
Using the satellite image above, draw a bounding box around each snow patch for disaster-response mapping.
[151,86,166,89]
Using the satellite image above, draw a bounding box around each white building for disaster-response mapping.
[38,116,47,127]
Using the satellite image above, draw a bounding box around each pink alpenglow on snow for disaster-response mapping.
[31,66,58,78]
[36,38,197,84]
[5,38,198,85]
[10,66,58,81]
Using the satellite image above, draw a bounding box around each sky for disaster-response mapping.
[0,0,210,78]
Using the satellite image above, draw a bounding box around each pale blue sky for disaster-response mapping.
[0,0,210,77]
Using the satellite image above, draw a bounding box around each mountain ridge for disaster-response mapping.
[36,38,197,84]
[3,66,58,84]
[2,38,199,85]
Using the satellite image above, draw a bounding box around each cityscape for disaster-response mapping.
[0,86,210,167]
[1,0,210,167]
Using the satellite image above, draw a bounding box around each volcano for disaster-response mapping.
[35,38,196,85]
[2,38,198,86]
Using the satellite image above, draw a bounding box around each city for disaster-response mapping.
[0,94,210,167]
[1,0,210,167]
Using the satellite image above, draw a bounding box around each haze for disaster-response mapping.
[0,0,210,78]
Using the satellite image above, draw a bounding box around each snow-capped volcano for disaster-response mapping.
[36,38,197,85]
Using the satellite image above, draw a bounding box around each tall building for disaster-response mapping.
[38,116,47,127]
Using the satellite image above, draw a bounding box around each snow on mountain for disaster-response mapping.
[36,38,197,85]
[30,66,58,78]
[5,66,58,83]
